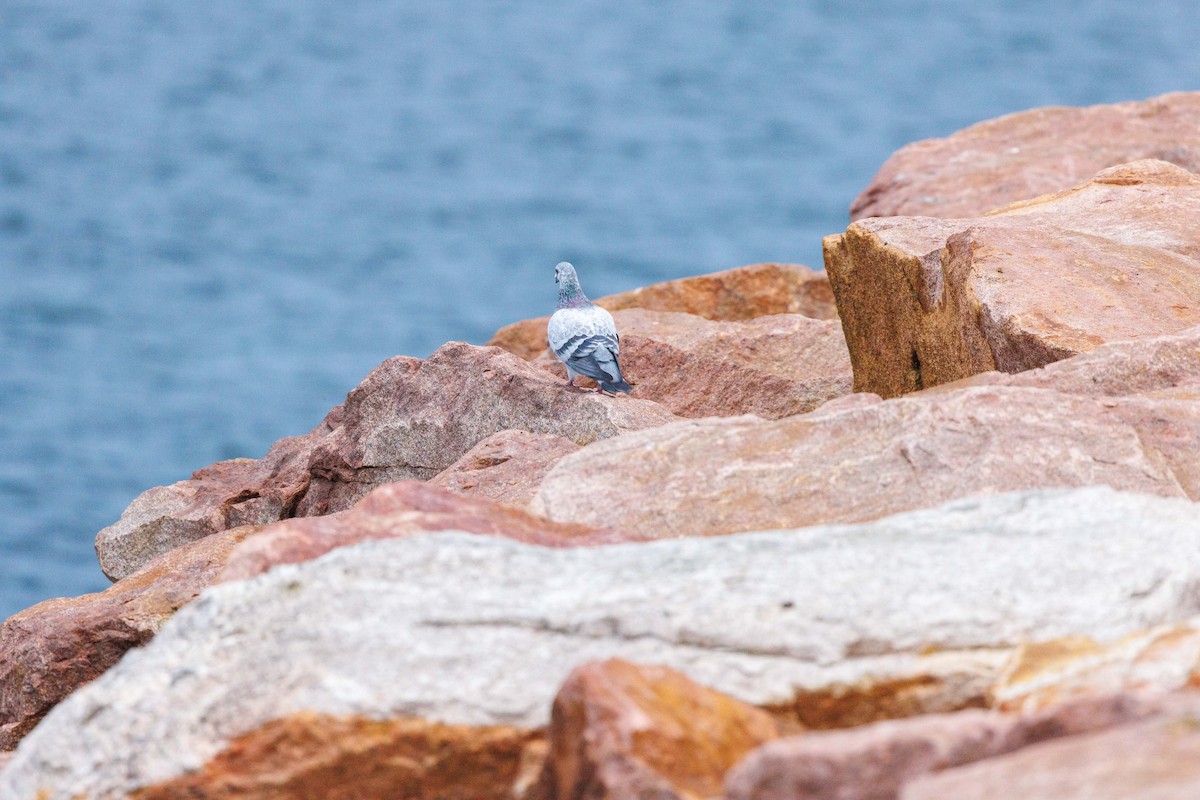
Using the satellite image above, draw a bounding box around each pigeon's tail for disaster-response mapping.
[600,377,633,393]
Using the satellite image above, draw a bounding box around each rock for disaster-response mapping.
[532,309,853,419]
[534,659,784,800]
[827,160,1200,398]
[6,487,1200,797]
[490,263,836,361]
[852,92,1200,219]
[0,525,256,751]
[97,342,676,581]
[900,694,1200,800]
[725,693,1157,800]
[991,622,1200,713]
[429,430,581,510]
[129,714,540,800]
[530,380,1196,537]
[218,480,642,584]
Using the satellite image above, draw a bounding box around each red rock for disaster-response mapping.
[533,659,783,800]
[900,693,1200,800]
[429,430,581,510]
[531,382,1197,537]
[827,160,1200,398]
[218,481,645,584]
[97,343,676,581]
[128,712,541,800]
[490,263,836,361]
[852,92,1200,219]
[726,693,1157,800]
[533,309,853,419]
[0,525,256,751]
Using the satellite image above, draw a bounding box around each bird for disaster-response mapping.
[547,262,632,394]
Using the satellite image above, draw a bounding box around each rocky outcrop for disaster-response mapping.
[6,487,1200,797]
[218,480,640,584]
[96,342,676,581]
[533,309,853,419]
[0,526,257,751]
[533,660,783,800]
[852,92,1200,219]
[531,379,1197,537]
[827,160,1200,397]
[725,693,1158,800]
[490,263,836,361]
[900,694,1200,800]
[429,430,581,510]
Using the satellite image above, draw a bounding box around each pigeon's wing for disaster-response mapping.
[548,307,629,389]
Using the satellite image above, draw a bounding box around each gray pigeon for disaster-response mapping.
[547,262,632,393]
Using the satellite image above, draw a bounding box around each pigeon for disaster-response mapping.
[547,261,632,394]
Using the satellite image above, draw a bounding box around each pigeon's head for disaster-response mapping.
[554,261,577,286]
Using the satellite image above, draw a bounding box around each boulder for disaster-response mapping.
[96,342,676,580]
[218,480,642,584]
[900,694,1200,800]
[6,487,1200,798]
[429,430,581,510]
[129,714,540,800]
[725,693,1157,800]
[852,92,1200,219]
[532,659,783,800]
[490,263,836,361]
[530,380,1197,537]
[827,160,1200,398]
[0,526,256,751]
[532,309,853,419]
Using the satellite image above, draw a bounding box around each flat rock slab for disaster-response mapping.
[852,91,1200,219]
[490,263,836,361]
[533,309,853,419]
[96,342,676,581]
[428,430,582,510]
[827,160,1200,397]
[5,487,1200,798]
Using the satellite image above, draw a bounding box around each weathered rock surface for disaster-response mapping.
[991,621,1200,713]
[129,714,540,800]
[725,693,1158,800]
[429,430,581,510]
[827,160,1200,398]
[533,309,853,419]
[533,659,783,800]
[6,487,1200,798]
[901,694,1200,800]
[531,379,1197,536]
[97,342,676,581]
[852,92,1200,219]
[0,526,256,751]
[490,263,836,361]
[219,480,640,584]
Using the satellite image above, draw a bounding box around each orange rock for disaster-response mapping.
[533,659,783,800]
[490,263,836,361]
[727,693,1157,800]
[852,92,1200,219]
[991,623,1200,712]
[129,712,541,800]
[900,693,1200,800]
[429,430,581,510]
[827,160,1200,398]
[219,480,645,583]
[0,525,256,751]
[532,309,853,419]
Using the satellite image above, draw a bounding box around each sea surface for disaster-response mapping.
[1,0,1197,618]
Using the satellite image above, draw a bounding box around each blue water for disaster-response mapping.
[1,1,1197,618]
